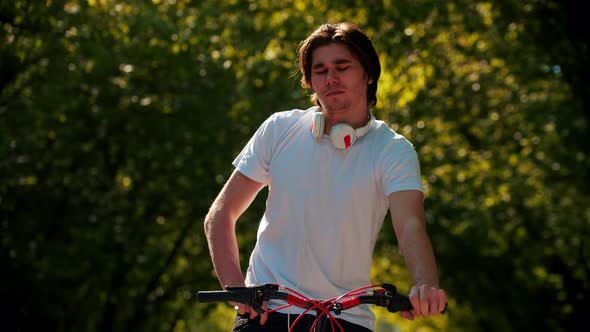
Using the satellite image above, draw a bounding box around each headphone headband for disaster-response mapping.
[354,114,375,138]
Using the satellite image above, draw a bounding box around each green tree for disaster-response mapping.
[1,1,587,332]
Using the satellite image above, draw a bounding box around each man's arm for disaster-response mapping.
[389,190,447,319]
[204,170,264,288]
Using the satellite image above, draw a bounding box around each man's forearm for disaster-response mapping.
[204,214,246,288]
[398,217,440,287]
[203,170,264,288]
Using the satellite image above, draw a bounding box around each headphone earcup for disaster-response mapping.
[311,112,324,139]
[330,124,356,149]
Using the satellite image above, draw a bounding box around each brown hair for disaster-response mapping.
[297,22,381,109]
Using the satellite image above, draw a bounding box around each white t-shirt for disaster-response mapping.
[233,106,423,330]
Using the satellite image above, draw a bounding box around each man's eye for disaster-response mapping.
[337,67,349,71]
[315,70,327,75]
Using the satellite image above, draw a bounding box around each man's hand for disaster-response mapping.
[400,284,447,320]
[233,302,269,325]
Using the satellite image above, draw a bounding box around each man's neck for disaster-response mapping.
[322,106,370,133]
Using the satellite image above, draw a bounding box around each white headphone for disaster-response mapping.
[311,111,375,149]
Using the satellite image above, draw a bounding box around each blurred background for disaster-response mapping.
[1,0,588,331]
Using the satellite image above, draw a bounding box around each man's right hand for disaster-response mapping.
[233,302,269,325]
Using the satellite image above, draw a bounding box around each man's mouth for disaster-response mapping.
[326,90,345,97]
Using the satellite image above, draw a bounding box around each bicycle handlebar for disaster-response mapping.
[197,283,413,315]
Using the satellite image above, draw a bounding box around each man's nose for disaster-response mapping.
[326,68,339,85]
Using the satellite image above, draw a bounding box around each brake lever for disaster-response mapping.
[381,283,412,313]
[224,284,279,314]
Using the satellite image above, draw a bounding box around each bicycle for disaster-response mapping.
[197,282,425,332]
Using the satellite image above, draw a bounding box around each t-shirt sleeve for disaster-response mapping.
[382,141,424,196]
[232,114,277,184]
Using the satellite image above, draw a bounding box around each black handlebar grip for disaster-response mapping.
[197,290,243,303]
[387,294,413,313]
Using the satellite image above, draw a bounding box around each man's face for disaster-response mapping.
[309,43,369,115]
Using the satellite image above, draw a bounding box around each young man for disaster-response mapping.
[204,22,447,331]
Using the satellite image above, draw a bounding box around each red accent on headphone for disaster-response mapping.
[344,135,352,148]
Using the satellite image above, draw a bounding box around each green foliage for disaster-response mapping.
[1,1,588,331]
